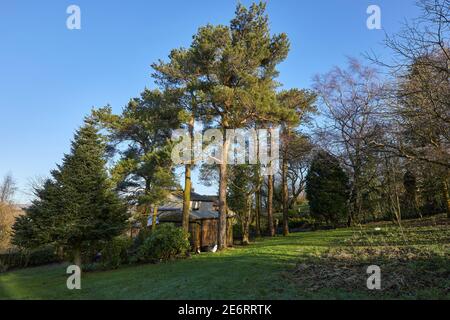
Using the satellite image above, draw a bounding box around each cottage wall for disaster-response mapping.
[200,219,218,248]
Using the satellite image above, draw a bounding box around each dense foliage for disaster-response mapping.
[12,120,128,267]
[0,246,62,272]
[5,1,449,273]
[134,224,190,263]
[306,151,350,226]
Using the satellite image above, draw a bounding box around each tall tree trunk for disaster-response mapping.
[182,117,194,233]
[348,182,359,227]
[352,177,360,225]
[281,127,290,236]
[241,200,251,245]
[57,246,64,260]
[218,136,230,250]
[395,192,402,225]
[227,216,233,247]
[242,197,253,245]
[393,168,402,226]
[442,177,450,219]
[182,166,191,232]
[386,156,402,227]
[241,217,250,245]
[347,213,353,227]
[255,188,261,237]
[152,206,158,231]
[255,130,262,237]
[73,244,82,267]
[391,182,402,226]
[267,174,275,236]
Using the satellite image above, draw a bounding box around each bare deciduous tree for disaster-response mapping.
[313,59,385,225]
[369,0,450,217]
[286,134,314,209]
[0,173,17,204]
[0,173,18,251]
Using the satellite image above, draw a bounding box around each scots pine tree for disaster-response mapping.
[93,89,180,230]
[187,2,289,249]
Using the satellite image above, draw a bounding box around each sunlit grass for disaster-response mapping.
[0,216,448,300]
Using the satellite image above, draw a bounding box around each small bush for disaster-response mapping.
[233,223,243,240]
[134,224,190,263]
[0,260,7,273]
[99,237,132,269]
[81,263,101,272]
[133,228,152,249]
[28,246,60,265]
[288,216,316,229]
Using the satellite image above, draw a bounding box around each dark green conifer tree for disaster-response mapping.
[305,151,350,226]
[13,119,128,267]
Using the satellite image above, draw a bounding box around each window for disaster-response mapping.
[192,201,200,210]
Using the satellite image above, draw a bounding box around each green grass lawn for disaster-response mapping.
[0,215,448,300]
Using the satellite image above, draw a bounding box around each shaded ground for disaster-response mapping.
[291,246,449,298]
[0,215,448,299]
[290,215,450,299]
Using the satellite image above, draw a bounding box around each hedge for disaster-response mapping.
[0,246,62,272]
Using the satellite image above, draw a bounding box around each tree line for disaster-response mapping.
[8,0,449,266]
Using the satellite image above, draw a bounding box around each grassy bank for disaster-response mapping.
[0,215,448,300]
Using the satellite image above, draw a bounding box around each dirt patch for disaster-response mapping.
[291,246,450,297]
[344,222,450,247]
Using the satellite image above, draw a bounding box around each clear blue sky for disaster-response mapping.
[0,0,420,203]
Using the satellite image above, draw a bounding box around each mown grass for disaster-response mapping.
[0,215,448,300]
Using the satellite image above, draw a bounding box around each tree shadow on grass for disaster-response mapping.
[288,246,450,299]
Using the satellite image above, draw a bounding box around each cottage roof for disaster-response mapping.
[170,190,218,203]
[191,193,218,202]
[158,209,234,222]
